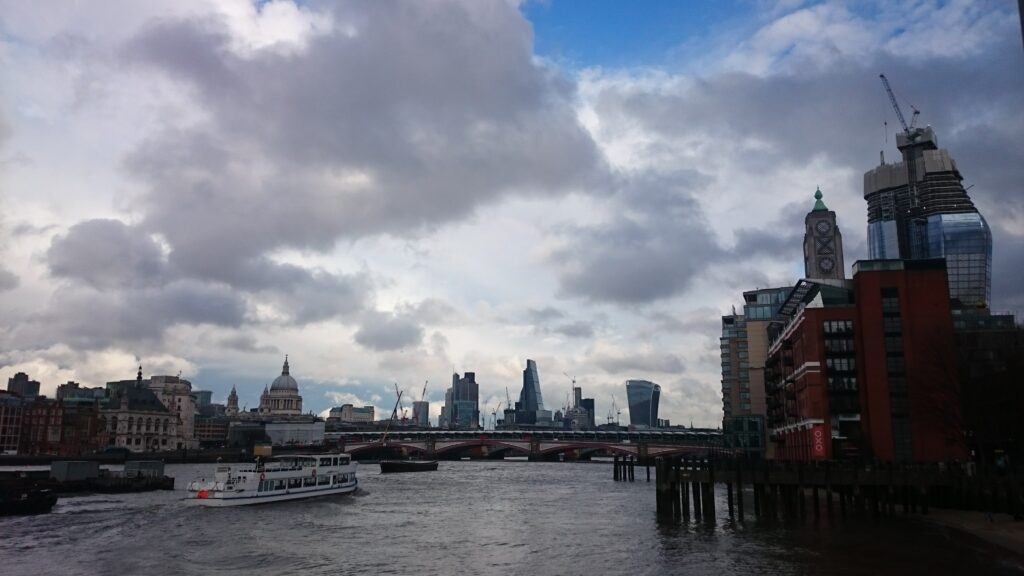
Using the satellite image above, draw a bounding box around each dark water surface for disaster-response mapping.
[2,460,1021,575]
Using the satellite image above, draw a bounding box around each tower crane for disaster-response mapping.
[563,372,577,411]
[490,401,502,430]
[879,74,923,209]
[879,74,920,135]
[607,396,621,426]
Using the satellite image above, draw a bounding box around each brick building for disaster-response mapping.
[852,259,967,462]
[766,259,967,463]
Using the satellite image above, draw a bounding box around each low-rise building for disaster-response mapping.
[147,375,199,450]
[103,368,179,452]
[20,397,64,455]
[0,391,23,454]
[328,404,375,424]
[194,416,231,446]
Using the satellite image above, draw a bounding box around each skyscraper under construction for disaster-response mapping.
[864,124,992,311]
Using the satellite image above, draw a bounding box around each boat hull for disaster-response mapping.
[0,489,58,516]
[187,481,358,507]
[379,460,438,473]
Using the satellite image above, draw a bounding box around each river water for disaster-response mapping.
[2,460,1021,575]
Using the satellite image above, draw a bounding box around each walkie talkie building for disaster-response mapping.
[626,380,660,428]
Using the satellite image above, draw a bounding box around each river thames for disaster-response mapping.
[2,460,1021,575]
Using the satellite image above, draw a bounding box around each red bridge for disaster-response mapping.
[329,430,730,462]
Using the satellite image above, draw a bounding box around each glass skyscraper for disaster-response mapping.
[515,359,551,425]
[625,380,660,428]
[864,126,992,310]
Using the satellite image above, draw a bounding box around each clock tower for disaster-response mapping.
[803,187,845,280]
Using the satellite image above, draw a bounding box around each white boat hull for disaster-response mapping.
[187,480,358,507]
[185,452,359,507]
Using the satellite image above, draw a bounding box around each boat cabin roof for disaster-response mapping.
[262,453,351,465]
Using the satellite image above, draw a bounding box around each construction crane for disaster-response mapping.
[563,372,577,411]
[505,386,512,410]
[381,387,404,444]
[607,396,621,426]
[879,74,923,209]
[879,74,920,135]
[490,401,502,430]
[412,380,428,426]
[394,383,408,425]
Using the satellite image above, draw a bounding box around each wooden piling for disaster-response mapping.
[753,482,761,519]
[703,482,715,522]
[670,460,681,521]
[654,458,665,517]
[682,477,691,522]
[692,477,703,520]
[727,482,735,519]
[736,466,745,522]
[813,486,820,519]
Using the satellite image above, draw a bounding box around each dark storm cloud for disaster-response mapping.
[553,174,724,304]
[398,298,461,326]
[591,348,686,375]
[234,259,371,324]
[354,310,425,351]
[44,219,369,327]
[552,321,595,339]
[0,106,9,146]
[217,334,280,355]
[0,267,17,291]
[12,280,245,350]
[47,219,167,289]
[993,233,1024,315]
[526,306,565,323]
[524,306,598,339]
[122,1,603,281]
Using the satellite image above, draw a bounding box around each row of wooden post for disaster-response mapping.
[612,455,637,481]
[653,458,956,524]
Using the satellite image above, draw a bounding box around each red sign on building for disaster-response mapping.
[811,424,828,459]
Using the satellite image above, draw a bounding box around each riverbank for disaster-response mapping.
[921,509,1024,562]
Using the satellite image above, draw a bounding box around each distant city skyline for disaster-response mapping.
[0,1,1021,428]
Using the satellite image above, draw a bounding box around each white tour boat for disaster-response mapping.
[186,453,358,507]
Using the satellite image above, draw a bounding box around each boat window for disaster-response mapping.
[332,457,338,466]
[320,457,332,467]
[275,479,286,490]
[339,457,350,465]
[288,478,302,488]
[303,477,316,487]
[317,476,329,486]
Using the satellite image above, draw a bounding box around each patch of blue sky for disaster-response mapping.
[521,0,761,70]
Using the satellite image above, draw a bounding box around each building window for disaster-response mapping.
[883,317,902,334]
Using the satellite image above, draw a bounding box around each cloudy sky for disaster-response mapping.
[0,0,1021,427]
